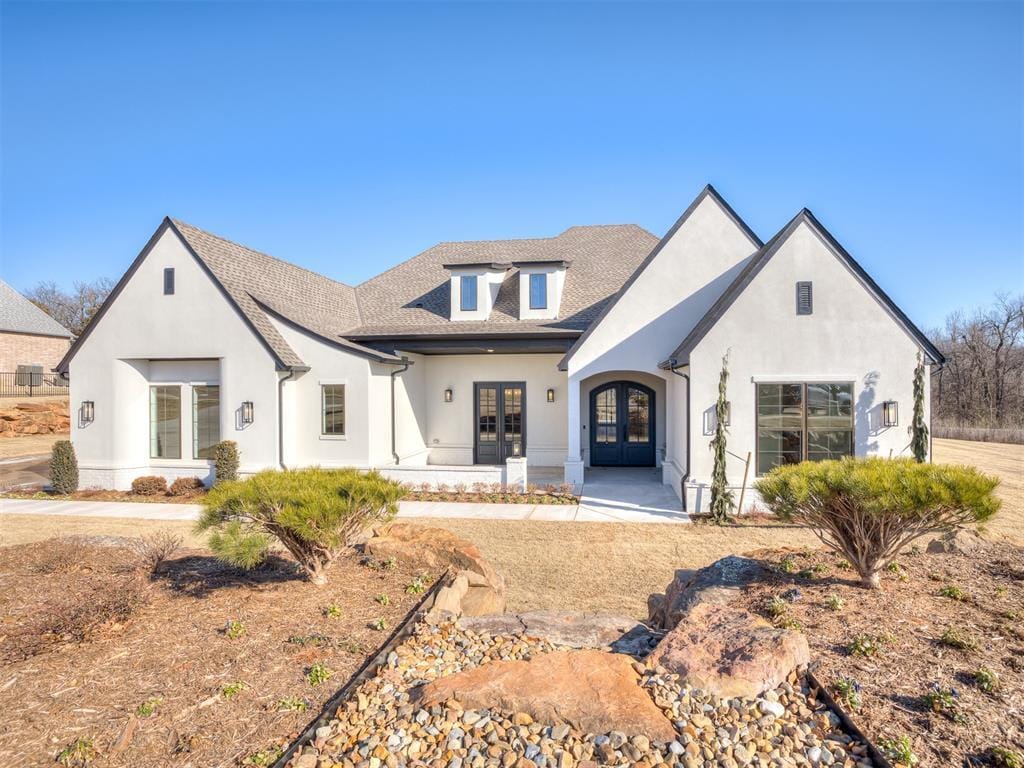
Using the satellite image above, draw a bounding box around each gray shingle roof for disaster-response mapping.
[349,225,659,337]
[0,279,72,338]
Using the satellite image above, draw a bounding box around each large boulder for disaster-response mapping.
[648,555,769,631]
[926,528,988,555]
[647,602,810,700]
[365,523,506,616]
[414,649,677,741]
[458,611,658,656]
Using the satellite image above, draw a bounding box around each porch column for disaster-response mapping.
[563,373,584,486]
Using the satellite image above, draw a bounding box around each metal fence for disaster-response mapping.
[0,370,69,398]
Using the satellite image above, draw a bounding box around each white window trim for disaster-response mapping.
[319,379,348,441]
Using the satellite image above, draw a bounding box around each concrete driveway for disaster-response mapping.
[0,454,50,490]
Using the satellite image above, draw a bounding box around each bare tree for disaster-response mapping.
[932,293,1024,437]
[24,278,115,336]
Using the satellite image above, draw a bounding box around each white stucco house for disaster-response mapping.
[57,185,943,511]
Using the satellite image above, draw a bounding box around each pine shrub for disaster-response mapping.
[212,440,240,484]
[50,440,78,495]
[755,457,999,589]
[197,468,403,585]
[131,475,168,496]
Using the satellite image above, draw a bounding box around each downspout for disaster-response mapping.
[390,357,411,465]
[668,359,690,511]
[278,369,297,470]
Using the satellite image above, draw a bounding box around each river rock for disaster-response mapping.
[458,611,657,655]
[413,648,677,741]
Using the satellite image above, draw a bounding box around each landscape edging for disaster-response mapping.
[805,667,894,768]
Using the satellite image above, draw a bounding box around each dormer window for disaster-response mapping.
[460,275,478,311]
[529,273,547,309]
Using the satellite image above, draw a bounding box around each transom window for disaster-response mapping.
[192,385,220,459]
[460,275,478,311]
[529,273,547,309]
[321,384,346,435]
[756,382,853,475]
[150,385,181,459]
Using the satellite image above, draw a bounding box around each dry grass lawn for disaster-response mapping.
[0,433,62,459]
[1,438,1020,619]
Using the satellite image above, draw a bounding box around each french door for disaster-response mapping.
[589,381,655,466]
[474,382,526,464]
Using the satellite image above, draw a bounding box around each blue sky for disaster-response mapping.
[2,1,1021,330]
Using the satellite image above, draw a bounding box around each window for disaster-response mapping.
[594,387,617,443]
[164,268,175,295]
[150,386,181,459]
[192,385,220,459]
[529,273,547,309]
[460,275,477,311]
[756,382,853,475]
[796,281,812,314]
[321,384,345,435]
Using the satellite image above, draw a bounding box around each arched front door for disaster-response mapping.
[589,381,656,466]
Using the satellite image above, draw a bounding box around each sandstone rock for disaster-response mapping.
[458,611,657,656]
[367,523,505,617]
[414,649,677,741]
[647,602,809,700]
[926,528,988,555]
[648,555,770,630]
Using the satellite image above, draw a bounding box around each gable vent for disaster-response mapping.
[796,281,812,315]
[163,268,175,295]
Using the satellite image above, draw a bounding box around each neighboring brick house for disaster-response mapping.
[0,279,73,373]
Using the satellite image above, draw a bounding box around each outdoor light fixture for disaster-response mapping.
[241,401,255,425]
[80,401,95,424]
[883,400,899,427]
[546,388,555,403]
[444,388,453,403]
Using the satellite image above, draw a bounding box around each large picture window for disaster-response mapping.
[322,384,345,435]
[756,382,853,475]
[150,385,181,459]
[192,385,220,459]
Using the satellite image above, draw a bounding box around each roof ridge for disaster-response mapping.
[170,218,356,291]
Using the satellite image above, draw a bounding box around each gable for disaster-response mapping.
[559,185,762,376]
[662,210,943,367]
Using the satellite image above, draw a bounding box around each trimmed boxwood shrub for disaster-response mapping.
[212,440,239,484]
[197,468,403,585]
[131,475,168,496]
[169,476,206,497]
[755,457,1000,589]
[50,440,78,495]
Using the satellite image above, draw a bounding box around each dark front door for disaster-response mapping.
[474,382,526,464]
[590,381,655,466]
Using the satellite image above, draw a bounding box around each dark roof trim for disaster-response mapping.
[345,330,581,342]
[510,260,573,268]
[441,262,511,271]
[658,209,944,368]
[558,184,762,371]
[254,301,404,364]
[372,337,574,356]
[56,218,296,374]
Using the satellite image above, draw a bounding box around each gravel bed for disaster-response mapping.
[289,621,876,768]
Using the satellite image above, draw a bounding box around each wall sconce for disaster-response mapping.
[241,401,254,425]
[883,400,898,427]
[444,388,453,403]
[80,401,95,424]
[546,388,555,403]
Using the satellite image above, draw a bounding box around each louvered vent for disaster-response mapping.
[796,281,813,315]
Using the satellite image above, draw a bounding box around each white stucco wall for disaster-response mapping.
[69,227,279,489]
[421,353,567,466]
[684,220,932,512]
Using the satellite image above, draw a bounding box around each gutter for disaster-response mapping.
[667,358,690,511]
[277,368,303,469]
[389,358,412,465]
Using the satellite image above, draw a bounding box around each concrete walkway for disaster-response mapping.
[1,468,688,524]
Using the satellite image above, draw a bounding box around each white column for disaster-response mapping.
[563,373,584,487]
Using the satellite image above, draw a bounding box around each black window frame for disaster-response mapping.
[164,267,175,295]
[755,381,854,476]
[460,275,478,312]
[528,273,547,310]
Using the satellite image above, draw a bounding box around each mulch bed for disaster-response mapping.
[0,537,436,767]
[735,543,1024,767]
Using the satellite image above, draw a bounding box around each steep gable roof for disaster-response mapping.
[0,279,72,338]
[659,208,945,367]
[347,225,658,338]
[557,184,763,370]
